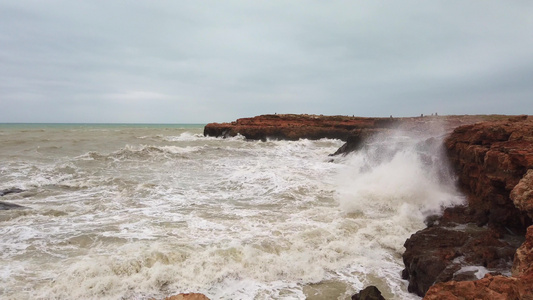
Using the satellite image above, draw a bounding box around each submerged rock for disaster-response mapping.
[0,188,26,210]
[0,188,24,196]
[351,286,386,300]
[0,201,26,210]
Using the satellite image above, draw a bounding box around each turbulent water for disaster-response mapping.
[0,124,465,300]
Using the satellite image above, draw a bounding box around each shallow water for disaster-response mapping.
[0,124,463,299]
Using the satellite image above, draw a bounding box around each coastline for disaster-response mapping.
[204,114,533,299]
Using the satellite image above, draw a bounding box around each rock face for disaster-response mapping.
[402,116,533,298]
[402,218,517,296]
[444,115,533,233]
[424,226,533,300]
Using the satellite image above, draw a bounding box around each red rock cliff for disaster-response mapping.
[445,115,533,232]
[204,114,398,141]
[402,115,533,299]
[204,114,504,143]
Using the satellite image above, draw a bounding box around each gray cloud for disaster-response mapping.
[1,1,532,123]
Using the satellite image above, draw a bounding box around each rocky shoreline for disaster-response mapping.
[204,114,533,299]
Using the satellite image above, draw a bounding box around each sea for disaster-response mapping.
[0,123,465,300]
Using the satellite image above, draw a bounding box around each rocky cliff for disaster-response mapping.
[204,114,508,144]
[204,114,398,141]
[403,115,533,299]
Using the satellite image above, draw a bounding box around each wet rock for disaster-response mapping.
[424,274,528,300]
[0,188,24,196]
[351,286,386,300]
[402,225,516,297]
[0,201,26,210]
[404,116,533,298]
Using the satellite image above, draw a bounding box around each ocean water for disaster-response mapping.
[0,124,464,300]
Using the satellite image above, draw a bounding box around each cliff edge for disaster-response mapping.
[403,115,533,299]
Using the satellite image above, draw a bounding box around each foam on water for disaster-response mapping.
[0,125,464,299]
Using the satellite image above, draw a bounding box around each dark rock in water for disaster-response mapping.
[351,286,386,300]
[330,131,376,156]
[425,226,533,299]
[0,201,26,210]
[0,188,24,196]
[402,224,517,297]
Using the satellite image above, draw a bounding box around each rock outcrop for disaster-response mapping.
[402,116,533,298]
[204,114,508,143]
[444,115,533,233]
[424,226,533,299]
[204,114,398,141]
[351,286,386,300]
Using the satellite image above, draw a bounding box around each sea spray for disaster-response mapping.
[335,130,465,257]
[337,129,464,218]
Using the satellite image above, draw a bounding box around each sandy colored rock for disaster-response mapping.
[511,169,533,220]
[164,293,210,300]
[512,225,533,277]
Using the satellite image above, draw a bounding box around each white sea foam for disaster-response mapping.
[0,125,461,299]
[337,131,464,219]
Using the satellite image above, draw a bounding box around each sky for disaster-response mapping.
[1,1,532,123]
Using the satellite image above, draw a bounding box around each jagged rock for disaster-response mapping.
[351,286,386,300]
[424,226,533,300]
[511,169,533,220]
[403,116,533,298]
[423,274,529,300]
[402,225,516,297]
[445,116,533,233]
[512,225,533,277]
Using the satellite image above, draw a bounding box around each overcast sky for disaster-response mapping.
[1,1,532,123]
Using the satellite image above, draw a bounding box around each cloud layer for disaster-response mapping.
[1,1,532,123]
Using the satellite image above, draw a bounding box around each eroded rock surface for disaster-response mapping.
[402,116,533,298]
[424,226,533,300]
